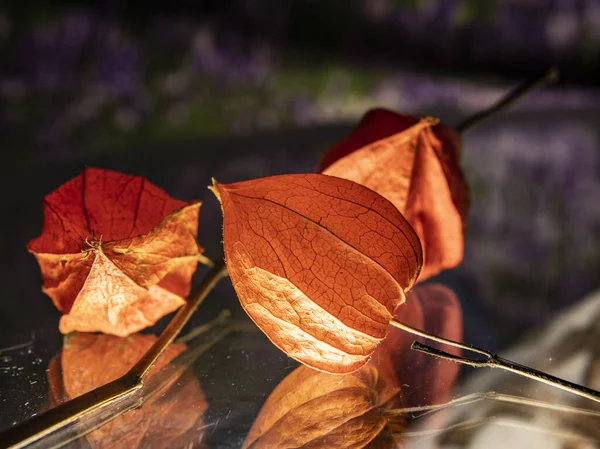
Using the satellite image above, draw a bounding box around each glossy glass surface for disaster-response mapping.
[1,287,599,448]
[2,99,600,448]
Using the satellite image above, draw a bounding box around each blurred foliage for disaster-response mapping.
[2,0,600,159]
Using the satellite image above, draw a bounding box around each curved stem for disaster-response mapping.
[390,318,600,405]
[455,67,559,133]
[1,260,229,449]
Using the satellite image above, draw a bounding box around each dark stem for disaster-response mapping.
[0,260,228,449]
[455,67,559,133]
[390,319,600,404]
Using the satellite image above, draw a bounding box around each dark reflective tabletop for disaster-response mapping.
[2,100,600,447]
[2,288,599,448]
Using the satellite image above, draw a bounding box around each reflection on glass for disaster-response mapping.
[378,283,463,408]
[396,289,600,448]
[47,332,207,448]
[243,283,463,448]
[242,355,400,449]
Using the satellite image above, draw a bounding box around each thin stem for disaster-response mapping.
[455,67,559,133]
[389,319,489,357]
[129,260,228,380]
[389,318,600,405]
[0,260,228,449]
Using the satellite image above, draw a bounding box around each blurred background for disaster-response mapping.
[2,0,600,161]
[2,0,600,444]
[2,0,600,402]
